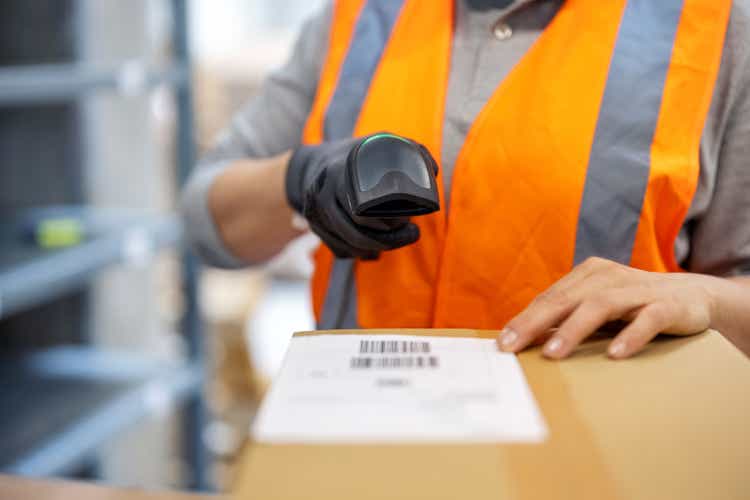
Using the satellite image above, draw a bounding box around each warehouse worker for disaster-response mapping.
[182,0,750,359]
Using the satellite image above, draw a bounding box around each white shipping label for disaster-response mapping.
[252,334,548,444]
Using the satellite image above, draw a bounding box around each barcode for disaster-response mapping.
[359,340,431,354]
[350,356,439,369]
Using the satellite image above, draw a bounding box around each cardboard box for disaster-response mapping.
[233,329,749,500]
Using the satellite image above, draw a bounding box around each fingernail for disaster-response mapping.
[499,328,518,351]
[543,337,564,357]
[608,341,626,359]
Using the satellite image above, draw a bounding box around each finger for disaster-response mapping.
[350,214,408,232]
[324,202,391,251]
[304,191,364,258]
[309,221,366,259]
[555,258,636,302]
[607,301,675,359]
[329,193,421,250]
[309,216,379,260]
[317,199,415,256]
[308,167,390,252]
[360,223,420,249]
[529,329,555,347]
[499,289,577,352]
[541,289,651,359]
[498,258,627,352]
[359,251,381,261]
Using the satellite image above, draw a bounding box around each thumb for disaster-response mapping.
[378,222,421,250]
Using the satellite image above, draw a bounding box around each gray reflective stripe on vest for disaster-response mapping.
[573,0,684,266]
[318,0,405,329]
[318,259,358,330]
[323,0,405,140]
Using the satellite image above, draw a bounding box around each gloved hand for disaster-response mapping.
[285,134,438,260]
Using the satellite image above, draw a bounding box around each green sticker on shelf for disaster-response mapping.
[37,218,85,248]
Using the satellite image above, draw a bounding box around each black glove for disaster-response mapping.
[286,134,437,260]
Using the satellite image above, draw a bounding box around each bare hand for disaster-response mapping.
[497,257,717,359]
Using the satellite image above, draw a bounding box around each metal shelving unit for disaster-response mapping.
[0,0,208,491]
[0,346,204,476]
[0,212,182,320]
[0,62,188,106]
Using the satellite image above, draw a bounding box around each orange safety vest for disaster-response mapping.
[302,0,731,330]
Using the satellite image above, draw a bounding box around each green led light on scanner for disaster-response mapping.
[361,133,411,147]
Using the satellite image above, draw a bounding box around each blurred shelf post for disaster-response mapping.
[173,0,209,491]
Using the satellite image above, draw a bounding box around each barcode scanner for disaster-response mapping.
[345,133,440,230]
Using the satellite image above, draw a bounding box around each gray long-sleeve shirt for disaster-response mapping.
[183,0,750,277]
